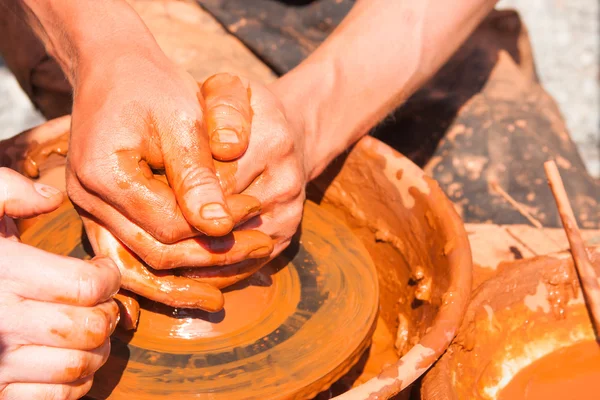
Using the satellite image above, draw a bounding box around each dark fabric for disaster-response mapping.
[196,0,353,74]
[197,1,599,228]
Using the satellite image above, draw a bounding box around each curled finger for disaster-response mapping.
[6,299,118,350]
[79,199,272,270]
[0,375,94,400]
[84,220,225,311]
[0,340,110,384]
[201,73,251,161]
[0,240,120,306]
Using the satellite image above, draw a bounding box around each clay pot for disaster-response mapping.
[308,136,473,398]
[420,246,600,400]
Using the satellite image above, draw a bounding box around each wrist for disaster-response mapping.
[18,0,161,84]
[271,59,358,181]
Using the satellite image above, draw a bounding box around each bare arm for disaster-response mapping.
[3,0,160,84]
[272,0,499,179]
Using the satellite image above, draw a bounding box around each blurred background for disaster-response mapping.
[1,0,598,177]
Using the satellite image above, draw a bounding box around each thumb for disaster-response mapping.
[162,117,234,237]
[0,167,63,219]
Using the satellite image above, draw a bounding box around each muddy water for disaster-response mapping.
[498,340,600,400]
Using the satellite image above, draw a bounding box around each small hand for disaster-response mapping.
[0,168,120,399]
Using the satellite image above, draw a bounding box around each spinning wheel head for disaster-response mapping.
[20,200,380,399]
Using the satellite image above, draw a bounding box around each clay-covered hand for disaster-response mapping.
[6,115,273,320]
[65,53,260,266]
[182,78,309,282]
[63,70,274,270]
[0,168,120,399]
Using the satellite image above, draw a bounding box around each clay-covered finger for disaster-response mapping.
[0,376,94,400]
[180,258,270,289]
[0,340,110,384]
[161,112,234,237]
[6,299,118,350]
[2,115,71,174]
[0,240,120,306]
[85,221,225,311]
[227,194,261,225]
[0,167,63,220]
[80,203,273,270]
[154,172,261,224]
[201,73,251,161]
[113,290,140,331]
[70,152,208,244]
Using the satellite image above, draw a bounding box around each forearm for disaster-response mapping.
[273,0,498,179]
[2,0,161,84]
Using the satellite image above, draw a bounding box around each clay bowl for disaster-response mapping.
[306,136,472,398]
[421,246,600,400]
[4,126,472,398]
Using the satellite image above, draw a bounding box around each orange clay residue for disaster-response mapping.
[498,340,600,400]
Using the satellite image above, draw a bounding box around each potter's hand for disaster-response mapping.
[65,64,269,268]
[187,79,309,267]
[0,168,120,400]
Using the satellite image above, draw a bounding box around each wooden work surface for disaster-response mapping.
[466,223,600,288]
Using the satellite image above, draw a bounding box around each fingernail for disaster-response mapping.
[201,203,229,220]
[214,129,239,144]
[33,182,61,198]
[247,246,273,258]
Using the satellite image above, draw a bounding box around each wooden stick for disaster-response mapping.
[544,160,600,338]
[490,179,544,229]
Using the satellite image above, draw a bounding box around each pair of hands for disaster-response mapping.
[0,56,312,398]
[67,57,308,280]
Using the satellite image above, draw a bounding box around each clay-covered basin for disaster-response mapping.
[308,136,472,398]
[421,247,600,400]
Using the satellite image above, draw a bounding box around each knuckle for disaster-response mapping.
[83,310,111,348]
[278,169,304,201]
[64,352,90,382]
[179,167,220,193]
[75,271,102,306]
[143,246,171,270]
[73,162,98,188]
[47,384,73,400]
[149,214,183,244]
[270,130,295,155]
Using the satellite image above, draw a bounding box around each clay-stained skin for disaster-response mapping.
[498,340,600,400]
[22,131,70,179]
[201,74,252,161]
[114,290,141,330]
[85,219,225,312]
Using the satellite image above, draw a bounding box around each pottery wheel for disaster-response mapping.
[20,200,379,399]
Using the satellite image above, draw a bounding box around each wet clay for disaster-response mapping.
[421,247,600,400]
[498,340,600,400]
[22,130,69,179]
